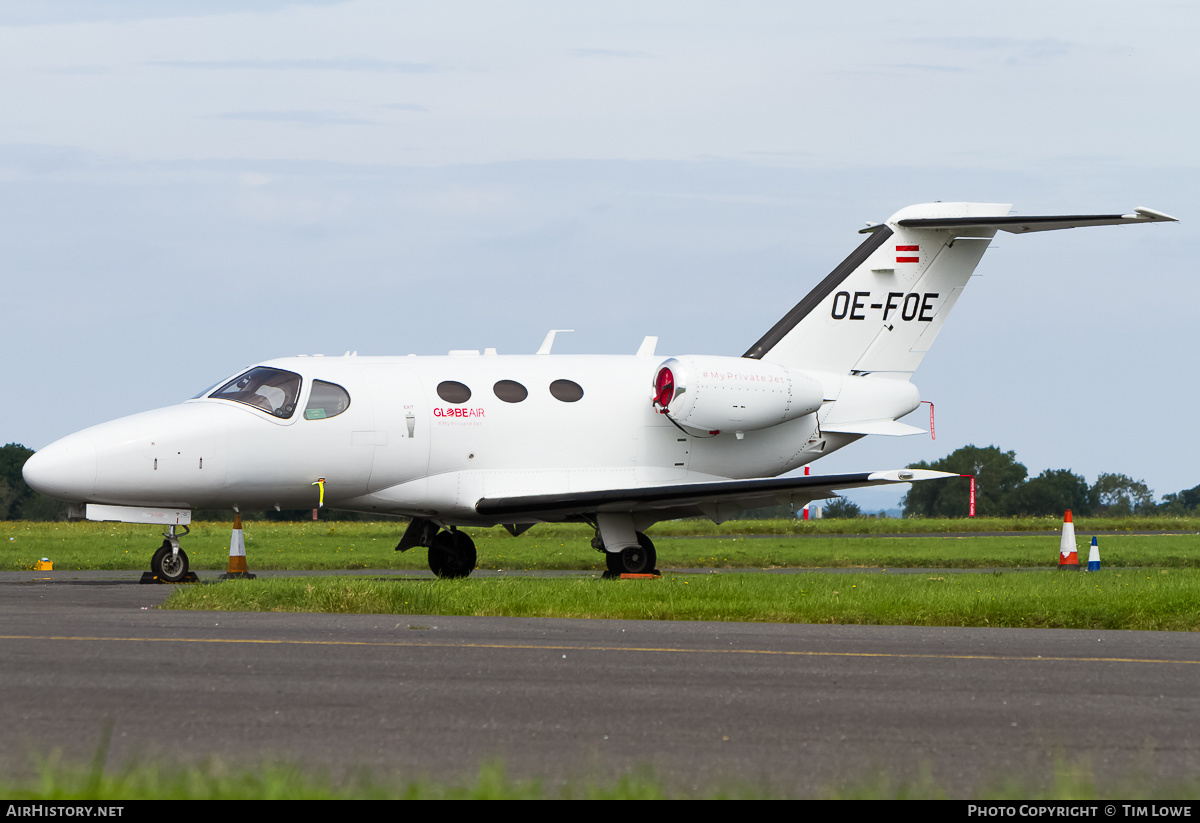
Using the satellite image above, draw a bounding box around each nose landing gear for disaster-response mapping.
[141,525,197,584]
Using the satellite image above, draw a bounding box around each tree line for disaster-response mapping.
[900,444,1197,518]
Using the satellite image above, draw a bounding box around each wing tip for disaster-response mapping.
[1131,207,1179,223]
[866,469,960,483]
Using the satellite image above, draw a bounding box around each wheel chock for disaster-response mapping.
[139,571,200,584]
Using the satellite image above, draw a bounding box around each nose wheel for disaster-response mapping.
[151,541,190,582]
[142,525,196,584]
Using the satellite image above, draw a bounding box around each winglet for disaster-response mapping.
[1131,207,1179,222]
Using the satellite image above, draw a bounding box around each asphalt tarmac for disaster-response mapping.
[2,569,1199,797]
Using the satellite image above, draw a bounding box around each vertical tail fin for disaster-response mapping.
[744,202,1010,378]
[745,202,1176,379]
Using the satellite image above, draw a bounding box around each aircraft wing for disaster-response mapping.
[474,469,958,522]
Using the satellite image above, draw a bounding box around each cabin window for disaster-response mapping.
[549,379,584,402]
[437,381,472,404]
[304,380,351,420]
[493,380,528,403]
[211,367,302,418]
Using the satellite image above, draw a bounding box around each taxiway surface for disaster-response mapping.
[2,570,1199,796]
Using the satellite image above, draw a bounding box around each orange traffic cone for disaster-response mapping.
[1058,509,1080,570]
[220,513,256,580]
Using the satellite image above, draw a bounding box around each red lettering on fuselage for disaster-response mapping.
[433,407,486,418]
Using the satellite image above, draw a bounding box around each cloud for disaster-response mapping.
[148,57,444,73]
[906,36,1071,62]
[0,142,100,175]
[233,173,351,226]
[880,63,970,74]
[0,1,347,27]
[210,110,377,127]
[570,48,652,59]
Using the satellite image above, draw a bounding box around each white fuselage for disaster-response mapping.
[25,352,916,524]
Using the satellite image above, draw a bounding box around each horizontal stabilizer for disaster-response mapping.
[475,469,958,521]
[822,420,927,437]
[888,207,1178,234]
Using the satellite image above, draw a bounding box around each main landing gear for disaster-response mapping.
[395,517,478,579]
[142,525,194,584]
[427,529,477,579]
[595,531,659,576]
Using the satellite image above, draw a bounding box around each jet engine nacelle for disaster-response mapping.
[651,355,824,433]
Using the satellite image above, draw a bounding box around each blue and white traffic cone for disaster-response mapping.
[1087,536,1101,572]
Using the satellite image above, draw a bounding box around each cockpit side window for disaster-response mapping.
[304,380,351,420]
[210,367,302,418]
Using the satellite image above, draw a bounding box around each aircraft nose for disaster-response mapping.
[22,436,97,502]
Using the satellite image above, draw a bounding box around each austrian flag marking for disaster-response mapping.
[896,244,920,264]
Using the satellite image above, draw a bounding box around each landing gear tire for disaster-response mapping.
[151,541,190,583]
[428,530,477,579]
[605,532,657,575]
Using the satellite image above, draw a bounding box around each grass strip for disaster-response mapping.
[6,520,1200,571]
[162,569,1200,631]
[6,750,1200,800]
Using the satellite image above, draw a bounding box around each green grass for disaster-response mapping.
[4,750,675,800]
[7,751,1200,800]
[5,518,1200,572]
[162,568,1200,630]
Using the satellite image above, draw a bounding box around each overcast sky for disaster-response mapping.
[2,1,1195,510]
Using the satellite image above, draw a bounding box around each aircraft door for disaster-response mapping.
[362,365,430,490]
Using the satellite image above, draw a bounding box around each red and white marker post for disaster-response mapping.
[1058,510,1080,570]
[959,474,976,517]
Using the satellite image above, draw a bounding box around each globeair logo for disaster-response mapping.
[433,408,485,418]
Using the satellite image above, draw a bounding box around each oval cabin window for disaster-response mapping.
[549,379,584,403]
[493,380,528,403]
[437,381,472,404]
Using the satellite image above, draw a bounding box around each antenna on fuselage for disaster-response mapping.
[536,329,574,355]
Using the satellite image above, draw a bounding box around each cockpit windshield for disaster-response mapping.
[210,367,302,418]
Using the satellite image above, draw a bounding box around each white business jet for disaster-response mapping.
[23,202,1176,581]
